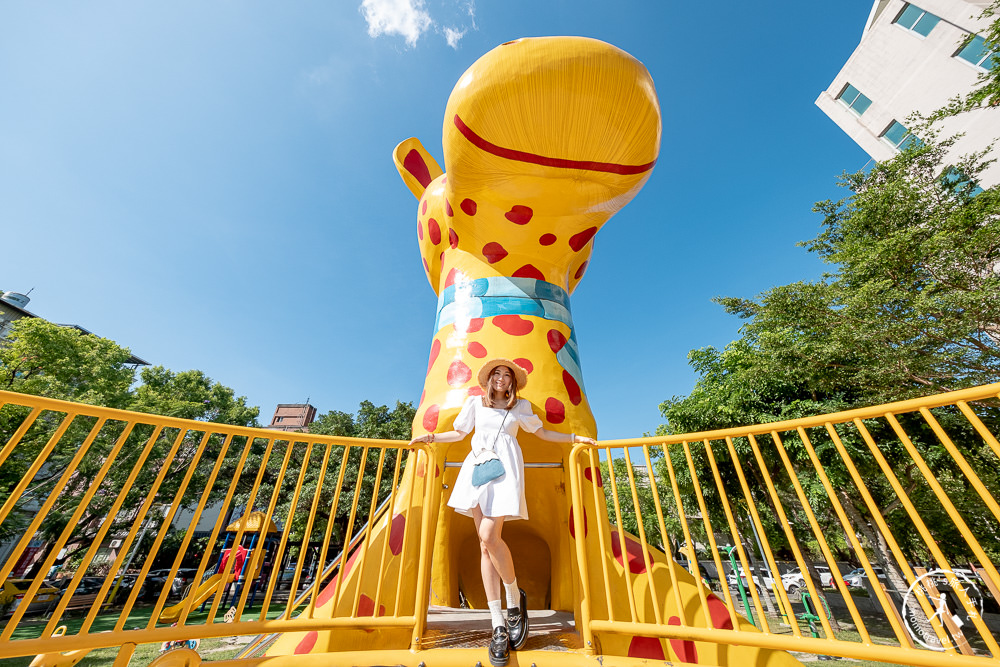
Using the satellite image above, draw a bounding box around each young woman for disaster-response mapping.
[410,358,595,666]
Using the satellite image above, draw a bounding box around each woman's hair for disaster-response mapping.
[482,365,519,410]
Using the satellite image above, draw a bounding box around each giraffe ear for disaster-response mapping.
[393,138,444,200]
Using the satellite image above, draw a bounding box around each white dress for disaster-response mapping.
[446,397,543,521]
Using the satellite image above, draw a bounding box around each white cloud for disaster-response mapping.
[360,0,433,48]
[443,26,466,49]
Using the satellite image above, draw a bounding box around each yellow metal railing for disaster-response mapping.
[0,390,439,664]
[569,383,1000,667]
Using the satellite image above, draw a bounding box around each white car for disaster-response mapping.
[844,566,886,588]
[727,567,776,595]
[781,565,836,593]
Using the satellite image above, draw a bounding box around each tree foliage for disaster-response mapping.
[0,318,259,572]
[657,127,1000,576]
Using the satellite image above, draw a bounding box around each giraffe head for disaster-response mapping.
[395,36,661,295]
[396,37,660,439]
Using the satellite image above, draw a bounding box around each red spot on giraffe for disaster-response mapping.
[610,532,648,574]
[468,342,487,358]
[569,505,588,538]
[505,205,533,225]
[417,220,423,240]
[467,318,485,333]
[584,466,604,487]
[317,579,337,607]
[574,261,589,279]
[295,631,318,654]
[569,226,598,251]
[563,370,582,406]
[445,199,454,217]
[439,251,446,273]
[468,386,484,396]
[422,258,430,274]
[493,315,534,336]
[389,513,406,555]
[706,593,735,630]
[482,242,508,264]
[428,219,441,245]
[427,339,441,375]
[421,200,428,216]
[545,397,565,424]
[513,264,545,281]
[422,404,439,431]
[357,594,385,617]
[668,617,699,663]
[548,329,568,353]
[628,636,664,660]
[404,149,432,188]
[448,361,472,386]
[539,233,557,246]
[449,228,459,249]
[461,198,477,216]
[513,358,533,373]
[445,268,459,288]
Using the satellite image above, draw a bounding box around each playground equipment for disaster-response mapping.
[1,36,1000,667]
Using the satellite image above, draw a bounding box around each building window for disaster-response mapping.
[893,3,940,37]
[837,83,872,115]
[956,34,998,71]
[881,120,921,150]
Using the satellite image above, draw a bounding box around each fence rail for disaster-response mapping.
[569,382,1000,666]
[0,390,438,664]
[4,384,1000,666]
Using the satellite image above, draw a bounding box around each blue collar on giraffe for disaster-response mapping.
[435,276,585,392]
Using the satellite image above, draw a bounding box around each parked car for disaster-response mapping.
[727,567,776,595]
[844,566,887,588]
[54,577,105,610]
[148,568,201,597]
[0,578,60,616]
[781,565,836,594]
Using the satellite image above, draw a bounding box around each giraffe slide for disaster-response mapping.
[267,37,801,665]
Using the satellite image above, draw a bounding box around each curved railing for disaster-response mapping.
[570,383,1000,667]
[0,390,439,664]
[3,385,1000,666]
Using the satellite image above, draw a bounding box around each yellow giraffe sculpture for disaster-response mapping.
[269,36,800,666]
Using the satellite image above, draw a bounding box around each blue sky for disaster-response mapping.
[1,1,872,439]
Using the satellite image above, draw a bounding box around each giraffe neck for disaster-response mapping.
[436,275,585,396]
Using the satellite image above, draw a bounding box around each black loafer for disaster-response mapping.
[489,625,510,666]
[506,588,528,650]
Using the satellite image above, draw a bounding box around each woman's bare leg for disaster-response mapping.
[472,505,516,594]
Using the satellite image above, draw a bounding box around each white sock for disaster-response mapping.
[488,599,504,628]
[504,579,519,608]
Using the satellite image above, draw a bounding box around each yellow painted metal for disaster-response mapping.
[4,382,1000,666]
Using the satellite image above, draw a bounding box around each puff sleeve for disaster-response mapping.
[453,396,477,434]
[516,399,543,433]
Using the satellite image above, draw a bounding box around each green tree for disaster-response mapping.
[659,133,1000,611]
[0,319,259,575]
[238,400,415,569]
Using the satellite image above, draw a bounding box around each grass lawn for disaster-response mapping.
[0,602,289,667]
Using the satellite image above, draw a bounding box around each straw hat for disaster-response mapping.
[478,358,529,392]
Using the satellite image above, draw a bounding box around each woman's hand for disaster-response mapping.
[408,433,435,446]
[573,434,596,446]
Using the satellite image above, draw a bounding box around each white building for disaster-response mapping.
[816,0,999,186]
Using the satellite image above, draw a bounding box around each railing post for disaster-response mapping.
[568,445,596,656]
[410,446,441,651]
